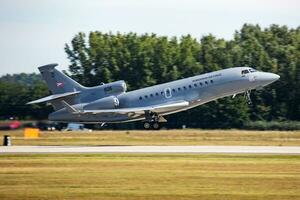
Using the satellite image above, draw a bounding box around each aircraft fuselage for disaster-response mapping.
[48,67,279,123]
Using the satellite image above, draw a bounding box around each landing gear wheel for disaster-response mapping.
[143,122,151,129]
[152,122,160,130]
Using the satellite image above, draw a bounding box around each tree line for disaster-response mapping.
[0,24,299,128]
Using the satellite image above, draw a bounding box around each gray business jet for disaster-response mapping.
[28,64,279,129]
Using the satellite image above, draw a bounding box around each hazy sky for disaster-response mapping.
[0,0,299,75]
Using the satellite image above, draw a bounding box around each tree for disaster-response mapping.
[1,23,299,126]
[63,25,299,127]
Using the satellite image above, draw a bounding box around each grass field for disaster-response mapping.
[1,129,300,146]
[1,130,299,199]
[0,154,299,200]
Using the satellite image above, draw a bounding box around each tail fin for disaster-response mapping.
[39,63,84,94]
[33,63,84,111]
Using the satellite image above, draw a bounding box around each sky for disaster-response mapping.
[0,0,299,75]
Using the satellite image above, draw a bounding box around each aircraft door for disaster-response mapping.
[164,87,172,98]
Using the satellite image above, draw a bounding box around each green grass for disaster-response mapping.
[0,154,299,200]
[1,129,300,146]
[1,129,299,199]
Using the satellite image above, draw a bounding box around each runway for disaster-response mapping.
[1,145,300,154]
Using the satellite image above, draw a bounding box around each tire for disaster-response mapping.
[143,122,151,129]
[152,122,160,130]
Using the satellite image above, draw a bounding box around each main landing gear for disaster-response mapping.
[143,111,166,130]
[143,121,161,130]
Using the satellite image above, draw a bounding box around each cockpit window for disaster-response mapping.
[249,68,257,73]
[241,69,249,75]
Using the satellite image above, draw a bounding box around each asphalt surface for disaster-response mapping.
[1,145,300,154]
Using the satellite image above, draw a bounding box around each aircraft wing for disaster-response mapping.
[83,100,189,115]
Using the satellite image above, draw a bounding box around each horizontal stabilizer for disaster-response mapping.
[27,91,80,104]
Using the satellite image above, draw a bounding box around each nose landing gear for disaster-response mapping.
[244,90,252,105]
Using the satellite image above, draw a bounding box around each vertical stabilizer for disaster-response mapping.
[38,63,84,94]
[38,63,84,110]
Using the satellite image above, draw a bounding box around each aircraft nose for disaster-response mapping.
[268,73,280,82]
[257,72,280,86]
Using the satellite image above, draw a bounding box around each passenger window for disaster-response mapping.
[205,81,208,85]
[145,95,148,98]
[189,85,192,88]
[150,94,153,97]
[210,80,213,83]
[183,86,187,90]
[139,97,142,100]
[200,82,203,86]
[155,92,159,96]
[172,89,176,92]
[178,88,181,91]
[161,91,164,95]
[194,83,197,87]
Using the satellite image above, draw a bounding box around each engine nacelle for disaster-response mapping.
[103,80,127,95]
[83,96,119,110]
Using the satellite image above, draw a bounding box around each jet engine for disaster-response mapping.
[102,80,127,95]
[83,96,119,110]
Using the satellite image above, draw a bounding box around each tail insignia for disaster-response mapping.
[56,82,64,88]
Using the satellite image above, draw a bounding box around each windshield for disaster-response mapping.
[241,69,249,75]
[249,68,257,73]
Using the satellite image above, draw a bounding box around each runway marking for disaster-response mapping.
[1,146,300,154]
